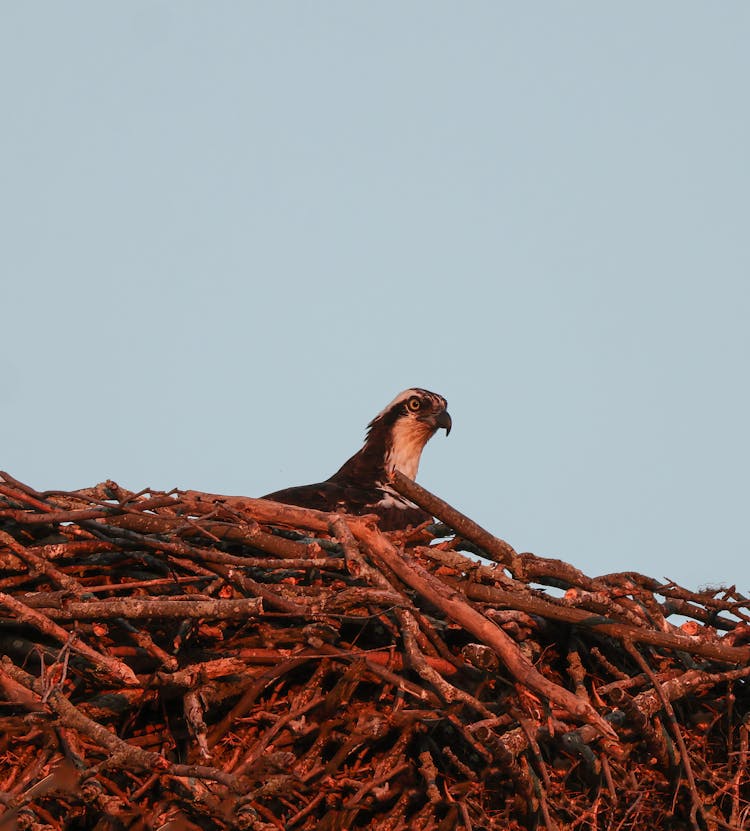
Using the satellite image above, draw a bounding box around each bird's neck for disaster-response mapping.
[332,418,434,483]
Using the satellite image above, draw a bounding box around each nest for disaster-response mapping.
[1,469,749,831]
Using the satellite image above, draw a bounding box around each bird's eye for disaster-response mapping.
[407,397,422,412]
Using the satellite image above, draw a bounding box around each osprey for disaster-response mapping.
[262,388,451,530]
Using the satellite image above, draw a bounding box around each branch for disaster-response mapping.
[29,596,264,621]
[350,519,618,742]
[389,470,524,575]
[0,592,139,687]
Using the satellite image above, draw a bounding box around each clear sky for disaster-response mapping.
[2,4,748,592]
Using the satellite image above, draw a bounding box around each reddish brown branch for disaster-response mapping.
[0,592,139,686]
[350,519,618,741]
[460,580,750,664]
[28,596,264,621]
[0,657,241,789]
[389,470,524,574]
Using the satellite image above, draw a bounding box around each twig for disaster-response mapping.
[351,519,618,741]
[625,642,706,831]
[0,657,240,789]
[29,596,263,621]
[0,592,139,686]
[389,470,523,575]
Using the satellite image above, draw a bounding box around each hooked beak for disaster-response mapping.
[434,409,452,436]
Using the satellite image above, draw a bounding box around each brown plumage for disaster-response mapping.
[262,388,451,530]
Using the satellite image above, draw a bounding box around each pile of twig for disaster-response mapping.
[1,470,749,831]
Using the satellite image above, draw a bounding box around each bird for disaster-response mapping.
[262,388,451,530]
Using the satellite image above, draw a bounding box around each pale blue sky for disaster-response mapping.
[2,4,748,591]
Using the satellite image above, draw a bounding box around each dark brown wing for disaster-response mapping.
[370,503,432,531]
[262,481,351,513]
[262,480,431,530]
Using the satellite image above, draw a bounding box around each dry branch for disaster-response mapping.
[25,597,264,621]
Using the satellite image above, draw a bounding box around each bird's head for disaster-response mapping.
[366,388,451,480]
